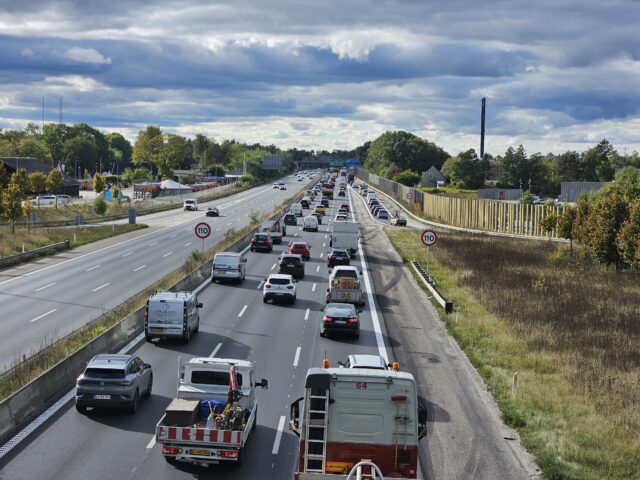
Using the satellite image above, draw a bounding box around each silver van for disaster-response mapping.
[144,291,202,343]
[211,252,247,283]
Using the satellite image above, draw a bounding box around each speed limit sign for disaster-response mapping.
[195,222,211,239]
[420,229,437,247]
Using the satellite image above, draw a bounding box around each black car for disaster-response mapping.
[250,233,273,252]
[321,199,330,207]
[283,213,297,226]
[311,212,323,224]
[337,191,346,197]
[327,249,350,268]
[278,253,305,279]
[321,303,361,339]
[205,207,219,217]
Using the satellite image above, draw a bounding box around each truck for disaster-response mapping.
[289,362,427,479]
[155,357,268,466]
[330,221,359,258]
[322,182,334,198]
[261,218,286,244]
[326,266,365,306]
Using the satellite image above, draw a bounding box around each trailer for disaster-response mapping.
[261,219,286,244]
[330,222,359,258]
[156,357,268,466]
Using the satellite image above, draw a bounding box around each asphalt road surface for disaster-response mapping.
[0,180,537,479]
[0,176,312,372]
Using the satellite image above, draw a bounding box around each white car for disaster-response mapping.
[30,195,57,206]
[183,199,198,211]
[263,274,296,304]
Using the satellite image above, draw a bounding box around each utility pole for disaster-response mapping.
[42,96,45,131]
[59,97,63,123]
[480,97,486,159]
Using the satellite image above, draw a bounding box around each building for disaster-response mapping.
[1,157,81,196]
[419,166,446,188]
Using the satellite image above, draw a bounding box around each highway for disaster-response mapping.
[0,180,536,479]
[0,178,307,372]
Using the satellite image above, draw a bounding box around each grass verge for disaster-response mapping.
[385,227,640,480]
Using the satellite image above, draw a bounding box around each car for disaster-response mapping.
[278,253,305,279]
[320,198,330,208]
[30,195,57,206]
[263,274,296,304]
[311,212,323,224]
[320,303,361,339]
[303,215,319,232]
[280,185,287,190]
[334,214,348,222]
[56,194,71,204]
[212,252,247,283]
[313,205,326,215]
[300,198,310,209]
[371,205,382,216]
[339,204,350,213]
[327,248,350,268]
[273,183,280,188]
[288,241,311,260]
[183,199,198,211]
[360,189,368,196]
[250,233,273,252]
[390,216,407,226]
[283,213,298,226]
[340,354,390,370]
[337,207,349,215]
[205,207,220,217]
[369,198,380,207]
[298,177,304,182]
[376,210,390,220]
[75,354,153,414]
[337,190,346,197]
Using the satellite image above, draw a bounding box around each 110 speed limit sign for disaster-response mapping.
[194,222,211,239]
[420,229,437,247]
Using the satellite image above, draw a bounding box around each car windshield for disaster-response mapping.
[325,305,356,317]
[255,235,269,241]
[270,278,291,285]
[332,250,348,257]
[291,243,307,249]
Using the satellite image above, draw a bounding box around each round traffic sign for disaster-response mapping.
[406,192,412,199]
[195,222,211,239]
[421,229,437,247]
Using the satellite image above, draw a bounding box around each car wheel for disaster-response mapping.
[320,330,326,337]
[164,457,178,465]
[252,408,257,432]
[263,297,268,303]
[194,319,200,333]
[75,404,87,414]
[145,335,152,343]
[129,389,140,414]
[145,374,153,398]
[183,327,191,343]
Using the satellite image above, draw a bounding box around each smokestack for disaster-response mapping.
[480,97,486,159]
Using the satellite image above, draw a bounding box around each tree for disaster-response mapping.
[42,123,72,166]
[540,211,557,238]
[22,197,33,231]
[132,126,163,166]
[93,173,105,193]
[2,182,23,234]
[63,134,98,177]
[122,166,153,183]
[10,168,29,193]
[70,123,109,171]
[17,137,52,162]
[609,166,640,200]
[112,185,121,203]
[0,161,9,188]
[557,206,577,255]
[106,132,132,163]
[45,169,64,209]
[158,134,188,177]
[497,146,547,192]
[29,172,47,194]
[581,139,615,182]
[93,196,107,215]
[616,198,640,269]
[557,151,582,181]
[442,149,489,189]
[392,169,421,186]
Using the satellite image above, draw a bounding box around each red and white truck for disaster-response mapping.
[155,357,268,466]
[290,363,427,479]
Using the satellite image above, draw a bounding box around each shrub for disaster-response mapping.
[93,196,107,215]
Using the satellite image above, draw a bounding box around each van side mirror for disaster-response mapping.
[243,258,247,263]
[289,397,303,436]
[197,302,203,308]
[256,378,269,389]
[418,403,428,440]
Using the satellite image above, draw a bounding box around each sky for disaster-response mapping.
[0,0,639,156]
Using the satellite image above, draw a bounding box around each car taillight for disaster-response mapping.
[323,316,333,323]
[265,284,271,288]
[347,317,359,324]
[144,307,148,321]
[220,450,238,458]
[251,239,256,244]
[76,378,87,385]
[287,285,294,290]
[279,262,285,267]
[162,445,179,455]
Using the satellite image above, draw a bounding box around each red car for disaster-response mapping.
[339,203,350,213]
[288,242,311,261]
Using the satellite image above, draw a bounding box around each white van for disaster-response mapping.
[366,192,377,204]
[183,199,198,211]
[291,203,303,217]
[302,215,319,232]
[145,291,202,343]
[212,252,247,283]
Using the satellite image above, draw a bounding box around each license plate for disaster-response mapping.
[191,449,210,456]
[287,265,295,268]
[150,328,163,333]
[94,394,111,400]
[335,320,346,324]
[340,294,351,299]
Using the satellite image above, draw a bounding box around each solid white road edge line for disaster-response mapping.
[30,309,57,323]
[146,436,156,450]
[34,282,55,292]
[293,346,301,367]
[272,416,286,455]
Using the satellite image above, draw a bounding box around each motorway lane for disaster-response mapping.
[1,185,394,479]
[0,177,313,371]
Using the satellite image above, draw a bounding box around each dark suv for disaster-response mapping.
[283,213,297,226]
[251,233,273,252]
[278,253,305,279]
[327,249,351,267]
[75,354,153,413]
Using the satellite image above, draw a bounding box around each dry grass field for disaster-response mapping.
[386,227,640,480]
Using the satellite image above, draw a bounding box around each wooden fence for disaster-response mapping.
[356,169,566,239]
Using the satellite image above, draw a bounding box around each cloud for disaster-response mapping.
[65,47,111,65]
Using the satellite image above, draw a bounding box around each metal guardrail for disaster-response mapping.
[411,260,453,314]
[0,240,70,267]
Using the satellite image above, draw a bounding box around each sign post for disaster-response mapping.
[420,229,437,278]
[195,222,211,255]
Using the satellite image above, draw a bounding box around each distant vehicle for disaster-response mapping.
[212,252,247,283]
[337,190,346,197]
[280,184,287,190]
[326,265,365,306]
[302,215,319,232]
[330,221,359,258]
[144,291,202,343]
[273,183,280,188]
[313,205,326,215]
[263,274,297,304]
[283,213,298,226]
[300,197,310,209]
[320,303,361,339]
[251,233,273,252]
[278,253,305,279]
[327,248,350,268]
[320,198,330,207]
[56,194,71,204]
[390,216,407,226]
[290,203,303,217]
[261,219,286,244]
[288,241,311,261]
[340,354,390,370]
[334,214,348,222]
[30,195,57,206]
[75,354,152,414]
[376,210,390,220]
[205,207,219,217]
[311,212,323,224]
[183,199,198,211]
[339,203,350,212]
